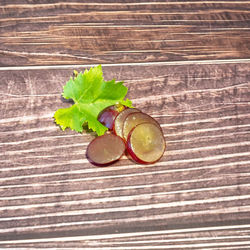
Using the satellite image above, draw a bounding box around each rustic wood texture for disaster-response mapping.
[0,0,250,66]
[0,62,250,248]
[1,0,250,248]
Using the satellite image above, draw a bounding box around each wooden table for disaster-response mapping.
[1,1,250,248]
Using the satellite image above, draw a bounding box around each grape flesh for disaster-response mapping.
[114,108,140,138]
[86,133,125,166]
[123,112,160,140]
[127,122,165,164]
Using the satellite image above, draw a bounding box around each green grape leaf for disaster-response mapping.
[54,65,133,136]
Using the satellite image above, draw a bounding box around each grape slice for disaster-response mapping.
[97,105,125,130]
[127,122,165,164]
[123,112,160,141]
[86,133,126,166]
[114,108,141,138]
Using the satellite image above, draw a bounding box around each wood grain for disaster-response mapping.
[0,62,250,248]
[1,0,250,248]
[0,0,250,66]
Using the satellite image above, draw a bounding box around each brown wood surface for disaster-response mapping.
[0,0,250,249]
[0,1,250,66]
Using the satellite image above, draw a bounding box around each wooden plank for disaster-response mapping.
[0,62,249,248]
[0,1,249,66]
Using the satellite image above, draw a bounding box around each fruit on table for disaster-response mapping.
[87,105,165,166]
[97,104,125,130]
[126,122,165,164]
[114,108,141,138]
[122,112,160,141]
[86,133,126,166]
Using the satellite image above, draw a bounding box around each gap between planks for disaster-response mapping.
[1,224,250,245]
[0,58,249,71]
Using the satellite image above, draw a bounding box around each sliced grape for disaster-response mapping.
[123,112,160,141]
[127,122,165,164]
[86,133,125,166]
[97,104,125,130]
[114,108,141,138]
